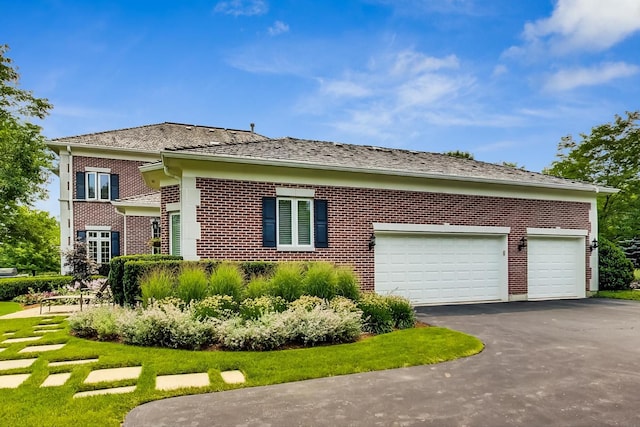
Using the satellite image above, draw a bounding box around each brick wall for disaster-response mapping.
[73,156,151,256]
[126,216,154,255]
[160,185,180,254]
[188,178,591,294]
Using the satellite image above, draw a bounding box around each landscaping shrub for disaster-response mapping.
[329,296,360,313]
[176,265,209,303]
[384,295,416,329]
[335,266,361,301]
[209,262,245,301]
[245,276,273,298]
[0,276,73,301]
[217,314,288,351]
[357,292,394,334]
[239,295,288,320]
[116,301,217,350]
[140,268,175,307]
[271,262,304,302]
[599,238,635,290]
[288,295,324,311]
[109,255,183,305]
[303,262,337,299]
[193,295,238,320]
[284,302,362,345]
[68,305,122,340]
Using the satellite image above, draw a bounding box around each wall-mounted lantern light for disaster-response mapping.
[518,236,527,251]
[368,233,376,251]
[590,238,598,251]
[151,217,160,237]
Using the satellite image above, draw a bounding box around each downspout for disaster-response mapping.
[66,145,74,273]
[114,207,127,256]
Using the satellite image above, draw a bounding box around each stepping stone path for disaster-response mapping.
[0,358,37,371]
[49,358,99,367]
[34,324,63,329]
[2,336,41,344]
[156,373,210,391]
[34,330,62,334]
[41,372,71,387]
[0,373,30,389]
[3,332,15,336]
[74,385,137,398]
[0,348,5,353]
[220,370,246,384]
[84,366,142,384]
[18,343,66,354]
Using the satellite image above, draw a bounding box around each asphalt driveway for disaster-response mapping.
[125,299,640,427]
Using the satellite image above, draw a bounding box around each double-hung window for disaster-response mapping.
[169,212,181,256]
[87,231,111,264]
[277,198,314,250]
[86,172,110,201]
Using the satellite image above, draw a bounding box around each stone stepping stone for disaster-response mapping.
[3,332,15,336]
[0,373,30,389]
[84,366,142,384]
[34,329,63,334]
[73,385,136,398]
[156,373,210,391]
[49,358,99,367]
[39,318,57,323]
[220,370,245,384]
[41,372,71,387]
[2,336,41,344]
[0,348,6,353]
[18,343,66,354]
[34,324,63,329]
[0,358,37,371]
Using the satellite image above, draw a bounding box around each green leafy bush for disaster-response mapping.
[357,292,394,334]
[239,295,288,320]
[176,265,209,303]
[599,238,635,290]
[335,266,361,301]
[217,315,288,351]
[0,275,73,301]
[68,305,122,340]
[193,295,238,320]
[288,295,324,311]
[109,255,182,305]
[271,262,304,302]
[303,262,337,299]
[384,295,416,329]
[209,262,245,301]
[245,276,273,298]
[140,268,175,307]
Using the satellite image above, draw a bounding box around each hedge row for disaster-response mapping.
[0,276,74,301]
[107,255,182,305]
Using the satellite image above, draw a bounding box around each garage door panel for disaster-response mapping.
[375,233,507,305]
[528,236,585,299]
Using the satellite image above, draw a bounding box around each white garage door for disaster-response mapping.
[528,236,586,299]
[375,233,508,305]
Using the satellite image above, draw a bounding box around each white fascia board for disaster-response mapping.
[47,141,161,162]
[161,150,617,195]
[374,223,511,235]
[526,228,588,237]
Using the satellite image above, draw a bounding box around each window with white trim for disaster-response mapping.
[87,231,111,264]
[277,198,314,250]
[86,172,110,201]
[169,212,181,256]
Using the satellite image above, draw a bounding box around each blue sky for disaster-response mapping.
[2,0,640,217]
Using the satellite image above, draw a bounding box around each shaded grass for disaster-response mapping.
[596,290,640,301]
[0,316,483,427]
[0,302,22,316]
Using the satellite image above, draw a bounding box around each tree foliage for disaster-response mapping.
[545,111,640,241]
[0,44,54,243]
[598,238,634,290]
[443,150,474,159]
[0,206,60,274]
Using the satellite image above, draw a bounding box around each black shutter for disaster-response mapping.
[262,197,276,247]
[76,230,87,242]
[110,174,119,200]
[111,231,120,257]
[76,172,85,200]
[314,199,328,248]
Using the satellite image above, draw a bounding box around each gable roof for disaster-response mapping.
[48,122,267,152]
[164,137,614,193]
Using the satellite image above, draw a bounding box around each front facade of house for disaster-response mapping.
[48,122,266,272]
[141,137,614,305]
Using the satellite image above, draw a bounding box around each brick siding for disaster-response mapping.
[180,178,591,294]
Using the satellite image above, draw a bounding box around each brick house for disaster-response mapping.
[47,122,266,272]
[139,137,615,305]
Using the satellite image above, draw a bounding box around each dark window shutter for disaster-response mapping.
[314,199,328,248]
[76,230,87,242]
[262,197,276,247]
[110,174,119,200]
[111,231,120,257]
[76,172,85,200]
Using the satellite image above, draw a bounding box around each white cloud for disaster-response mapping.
[268,21,289,36]
[492,64,508,77]
[521,0,640,53]
[213,0,268,16]
[544,62,639,91]
[320,80,371,98]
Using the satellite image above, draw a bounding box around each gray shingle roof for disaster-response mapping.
[168,137,607,192]
[49,122,267,151]
[113,192,160,205]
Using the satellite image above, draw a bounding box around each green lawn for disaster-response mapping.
[0,314,483,427]
[0,302,22,316]
[596,290,640,301]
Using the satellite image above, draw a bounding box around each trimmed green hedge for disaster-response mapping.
[599,238,634,290]
[121,260,278,306]
[108,255,182,305]
[0,276,73,301]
